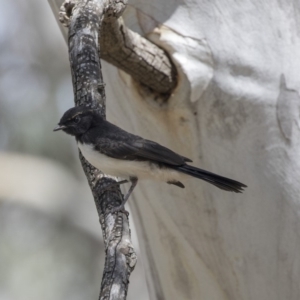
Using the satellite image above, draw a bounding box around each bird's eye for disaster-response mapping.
[74,116,80,124]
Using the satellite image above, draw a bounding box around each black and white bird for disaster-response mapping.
[54,106,246,210]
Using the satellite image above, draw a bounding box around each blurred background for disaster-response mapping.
[0,0,148,299]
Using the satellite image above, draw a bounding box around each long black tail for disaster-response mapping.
[175,164,247,193]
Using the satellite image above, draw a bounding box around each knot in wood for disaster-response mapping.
[59,0,76,27]
[103,0,127,22]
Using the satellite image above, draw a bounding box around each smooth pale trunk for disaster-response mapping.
[105,1,300,300]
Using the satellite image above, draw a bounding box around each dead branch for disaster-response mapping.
[61,0,137,299]
[50,0,178,96]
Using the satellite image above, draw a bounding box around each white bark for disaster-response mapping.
[105,1,300,299]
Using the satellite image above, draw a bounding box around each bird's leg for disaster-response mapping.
[99,179,129,196]
[110,177,138,213]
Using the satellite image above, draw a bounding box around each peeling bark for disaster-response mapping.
[57,0,177,96]
[100,17,177,96]
[64,1,137,299]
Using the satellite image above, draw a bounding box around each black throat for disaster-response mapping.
[75,113,106,144]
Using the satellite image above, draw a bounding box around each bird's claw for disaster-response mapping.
[109,205,129,216]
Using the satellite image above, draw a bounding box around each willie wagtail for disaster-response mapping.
[54,106,246,211]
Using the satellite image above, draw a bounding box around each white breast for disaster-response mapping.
[77,142,182,183]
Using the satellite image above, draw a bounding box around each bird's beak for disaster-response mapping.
[53,125,66,132]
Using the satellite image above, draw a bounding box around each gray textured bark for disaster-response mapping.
[57,0,177,96]
[65,1,137,299]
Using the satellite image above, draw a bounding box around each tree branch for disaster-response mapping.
[56,0,178,96]
[65,0,137,299]
[100,15,177,96]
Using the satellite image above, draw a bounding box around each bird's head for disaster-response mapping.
[54,106,99,137]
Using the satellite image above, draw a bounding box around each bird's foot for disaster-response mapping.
[100,178,137,216]
[99,179,128,196]
[109,204,129,216]
[99,180,129,215]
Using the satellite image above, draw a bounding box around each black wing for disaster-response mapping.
[93,123,192,166]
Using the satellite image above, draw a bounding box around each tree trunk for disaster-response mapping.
[59,1,138,299]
